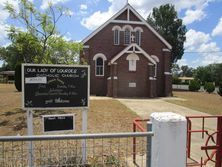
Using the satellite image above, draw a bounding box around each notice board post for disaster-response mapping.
[27,110,34,167]
[22,64,90,165]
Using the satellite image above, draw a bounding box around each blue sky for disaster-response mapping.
[0,0,222,68]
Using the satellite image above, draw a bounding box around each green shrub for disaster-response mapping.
[189,80,200,92]
[14,64,22,92]
[204,82,215,93]
[218,82,222,97]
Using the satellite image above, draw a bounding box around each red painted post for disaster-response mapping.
[215,117,222,167]
[187,118,192,158]
[133,122,136,163]
[202,117,205,139]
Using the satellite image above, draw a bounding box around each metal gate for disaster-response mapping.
[186,116,222,167]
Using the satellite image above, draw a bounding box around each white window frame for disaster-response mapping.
[95,57,104,76]
[124,29,131,45]
[114,29,120,45]
[112,26,121,45]
[93,53,107,77]
[135,31,141,46]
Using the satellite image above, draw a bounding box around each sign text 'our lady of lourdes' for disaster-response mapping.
[22,64,89,109]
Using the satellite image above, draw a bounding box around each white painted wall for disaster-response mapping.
[150,112,187,167]
[172,84,189,90]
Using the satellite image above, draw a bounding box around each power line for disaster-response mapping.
[184,51,222,54]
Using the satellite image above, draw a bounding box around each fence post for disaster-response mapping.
[150,112,187,167]
[215,117,222,167]
[147,121,152,167]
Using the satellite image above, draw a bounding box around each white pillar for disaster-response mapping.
[150,112,187,167]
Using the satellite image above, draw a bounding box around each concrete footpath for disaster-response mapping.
[117,97,216,167]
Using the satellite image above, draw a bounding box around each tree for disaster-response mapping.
[180,65,194,77]
[204,82,215,94]
[189,80,200,92]
[171,63,181,77]
[4,0,72,63]
[194,64,221,85]
[147,4,187,63]
[218,82,222,97]
[1,0,82,69]
[48,37,82,64]
[214,64,222,85]
[15,64,22,91]
[0,31,42,70]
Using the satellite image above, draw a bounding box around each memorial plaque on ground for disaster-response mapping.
[43,114,75,132]
[22,64,89,109]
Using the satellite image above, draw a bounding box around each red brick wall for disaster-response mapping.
[81,12,172,97]
[116,53,150,97]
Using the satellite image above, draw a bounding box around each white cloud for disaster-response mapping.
[0,24,8,42]
[63,9,74,16]
[41,0,69,10]
[81,10,114,30]
[212,17,222,37]
[80,4,88,11]
[81,0,126,30]
[185,29,222,66]
[177,58,188,67]
[81,0,214,30]
[0,0,19,45]
[183,9,206,25]
[185,29,211,51]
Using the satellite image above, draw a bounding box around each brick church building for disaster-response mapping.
[81,3,172,97]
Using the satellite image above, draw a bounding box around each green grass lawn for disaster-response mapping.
[166,91,222,115]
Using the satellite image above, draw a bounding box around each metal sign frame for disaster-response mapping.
[42,114,76,133]
[22,63,90,110]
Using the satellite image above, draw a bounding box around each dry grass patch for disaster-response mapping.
[166,91,222,115]
[0,84,138,136]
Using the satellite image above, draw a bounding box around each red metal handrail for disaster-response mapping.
[133,118,149,164]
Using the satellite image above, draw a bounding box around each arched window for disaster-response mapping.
[112,26,121,45]
[96,57,104,76]
[134,27,143,46]
[124,28,131,45]
[135,31,141,45]
[114,29,120,45]
[93,53,107,76]
[123,25,133,45]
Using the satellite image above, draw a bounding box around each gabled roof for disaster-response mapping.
[110,43,156,64]
[82,3,172,50]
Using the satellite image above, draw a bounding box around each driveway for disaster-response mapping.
[117,97,210,118]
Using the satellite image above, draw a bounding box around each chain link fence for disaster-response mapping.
[0,132,153,167]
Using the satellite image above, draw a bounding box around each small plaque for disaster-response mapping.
[129,82,136,88]
[43,114,75,133]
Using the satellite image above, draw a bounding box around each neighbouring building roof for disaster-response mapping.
[178,77,194,80]
[0,71,15,76]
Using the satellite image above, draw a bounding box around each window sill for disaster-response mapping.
[95,75,105,78]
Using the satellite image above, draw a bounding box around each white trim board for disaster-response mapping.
[111,43,156,65]
[82,4,172,50]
